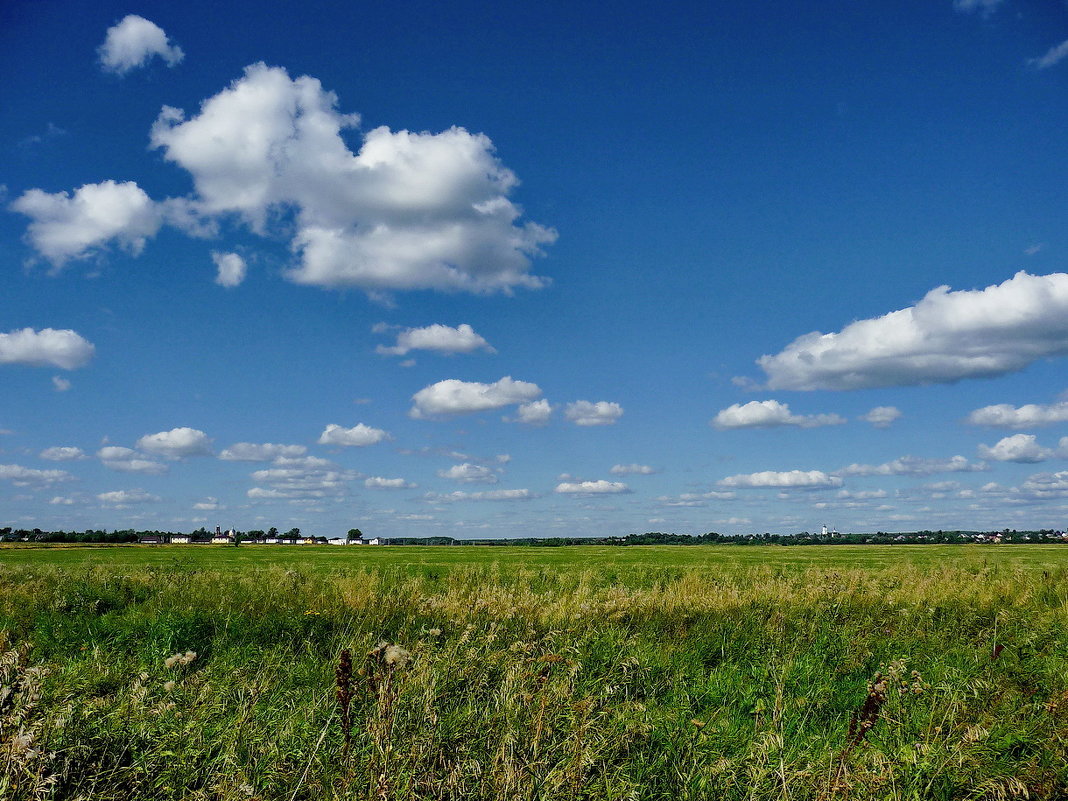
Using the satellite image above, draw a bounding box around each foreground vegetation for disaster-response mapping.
[0,545,1066,800]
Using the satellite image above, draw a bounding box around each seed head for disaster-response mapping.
[384,645,410,667]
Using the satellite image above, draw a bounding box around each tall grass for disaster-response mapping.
[0,557,1065,799]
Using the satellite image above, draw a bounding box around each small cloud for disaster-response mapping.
[98,446,168,474]
[838,455,987,476]
[860,406,902,429]
[40,446,86,461]
[712,399,845,430]
[51,376,72,392]
[610,463,656,475]
[1025,243,1044,256]
[97,488,161,505]
[0,328,95,369]
[425,489,532,502]
[564,400,623,427]
[507,399,553,425]
[410,377,541,419]
[136,427,213,458]
[437,463,498,484]
[0,464,74,486]
[365,476,417,489]
[375,323,494,357]
[1031,39,1068,71]
[967,399,1068,429]
[554,479,631,496]
[318,423,390,447]
[219,442,307,461]
[212,251,247,287]
[952,0,1003,16]
[718,470,841,490]
[98,15,184,75]
[978,433,1052,464]
[11,181,161,267]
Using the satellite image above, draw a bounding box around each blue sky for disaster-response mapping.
[3,0,1068,537]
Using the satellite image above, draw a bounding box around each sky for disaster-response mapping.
[2,0,1068,538]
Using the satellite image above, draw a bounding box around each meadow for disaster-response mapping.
[0,544,1066,800]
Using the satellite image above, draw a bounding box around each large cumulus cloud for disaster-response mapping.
[756,272,1068,390]
[150,63,555,294]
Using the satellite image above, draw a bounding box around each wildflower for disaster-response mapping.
[428,628,442,637]
[165,650,197,669]
[384,645,410,668]
[163,681,176,692]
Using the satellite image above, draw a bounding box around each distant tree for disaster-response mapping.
[285,527,301,539]
[267,527,278,538]
[347,528,363,541]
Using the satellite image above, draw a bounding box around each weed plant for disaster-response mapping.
[0,551,1065,799]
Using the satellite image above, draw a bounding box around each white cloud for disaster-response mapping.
[49,496,75,505]
[978,434,1053,464]
[317,423,390,447]
[719,470,842,489]
[610,463,656,475]
[136,427,213,458]
[150,63,555,295]
[11,180,162,266]
[193,497,220,510]
[52,376,71,392]
[97,446,168,475]
[1020,471,1068,497]
[554,480,631,495]
[98,15,184,74]
[365,476,417,489]
[247,456,356,500]
[0,464,74,487]
[656,490,736,507]
[272,455,334,469]
[376,323,494,356]
[437,463,498,484]
[836,489,888,500]
[508,399,554,425]
[410,376,541,418]
[860,406,902,429]
[756,272,1068,390]
[838,455,987,476]
[966,400,1068,429]
[564,400,623,427]
[712,399,845,430]
[0,328,94,369]
[97,488,161,505]
[40,446,86,461]
[212,251,247,287]
[1031,39,1068,70]
[428,489,533,502]
[953,0,1003,14]
[219,442,308,461]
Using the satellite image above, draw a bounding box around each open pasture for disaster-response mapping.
[0,544,1066,800]
[3,541,1068,575]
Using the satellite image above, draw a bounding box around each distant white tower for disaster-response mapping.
[821,524,828,536]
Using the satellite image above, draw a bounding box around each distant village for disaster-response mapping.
[137,527,383,546]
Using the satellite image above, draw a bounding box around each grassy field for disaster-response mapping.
[0,544,1066,800]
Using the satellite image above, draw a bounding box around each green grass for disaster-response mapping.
[3,542,1068,574]
[0,545,1066,800]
